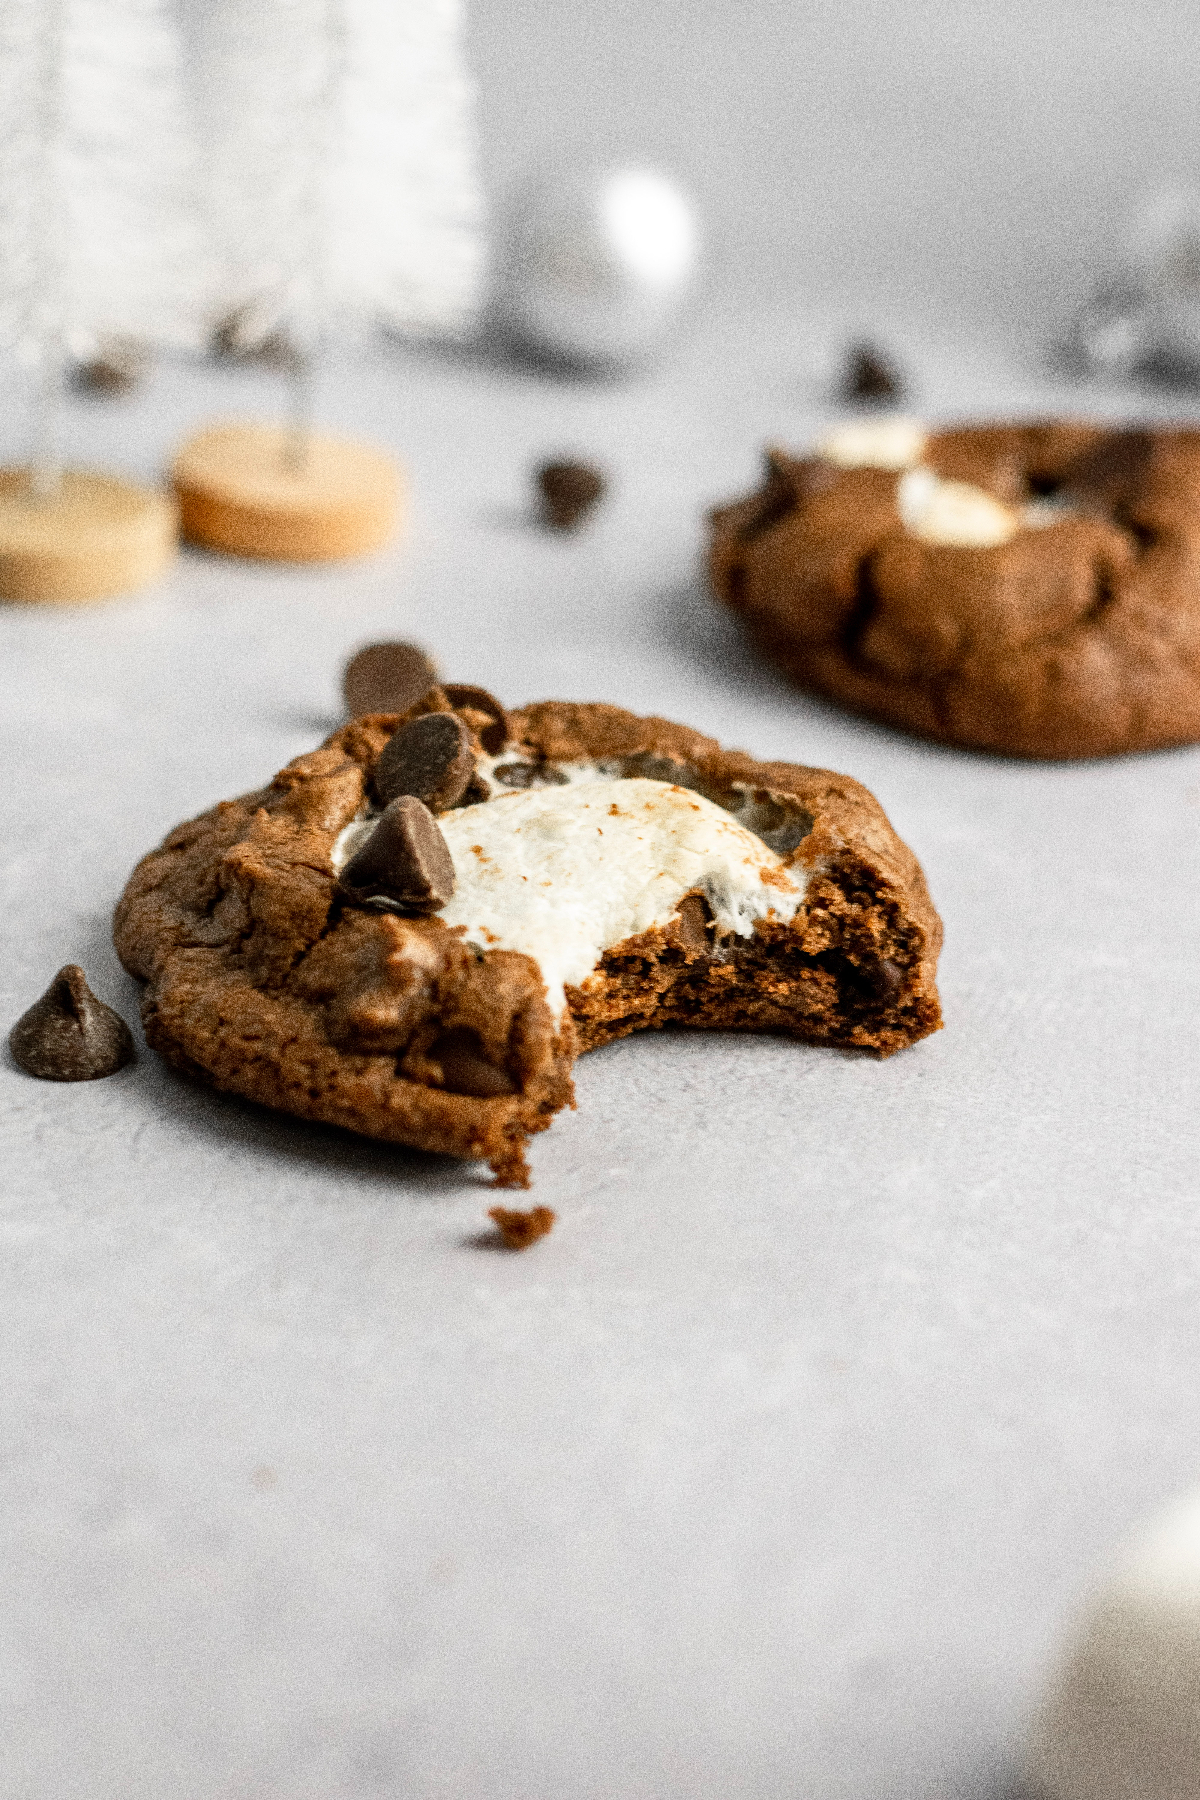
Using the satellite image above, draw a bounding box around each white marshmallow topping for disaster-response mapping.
[333,777,806,1019]
[896,466,1020,546]
[817,417,928,470]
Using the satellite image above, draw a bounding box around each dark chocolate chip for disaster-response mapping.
[492,760,569,790]
[69,342,148,397]
[537,459,606,531]
[339,797,456,912]
[343,641,440,718]
[676,893,713,954]
[9,964,135,1081]
[487,1205,556,1249]
[431,1028,518,1097]
[442,684,509,755]
[857,958,904,1001]
[375,712,475,811]
[841,342,904,403]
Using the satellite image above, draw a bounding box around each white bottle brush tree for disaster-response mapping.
[172,0,484,561]
[0,0,193,601]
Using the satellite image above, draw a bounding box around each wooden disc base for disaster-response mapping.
[0,470,177,604]
[172,422,403,563]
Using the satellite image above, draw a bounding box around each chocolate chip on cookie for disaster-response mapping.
[339,797,456,912]
[842,342,904,403]
[492,760,569,790]
[487,1205,556,1250]
[431,1027,518,1097]
[442,685,509,755]
[536,460,606,531]
[9,964,135,1080]
[343,641,440,718]
[375,712,475,811]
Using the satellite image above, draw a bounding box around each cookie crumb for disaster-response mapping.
[841,341,904,403]
[487,1204,556,1249]
[536,460,606,531]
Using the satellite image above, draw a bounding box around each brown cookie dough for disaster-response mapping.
[709,421,1200,759]
[113,695,943,1186]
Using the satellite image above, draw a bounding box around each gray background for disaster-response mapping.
[5,7,1200,1799]
[470,0,1200,350]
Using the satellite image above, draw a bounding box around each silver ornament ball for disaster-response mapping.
[494,164,700,369]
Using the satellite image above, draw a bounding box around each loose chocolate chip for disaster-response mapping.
[343,641,440,718]
[69,341,148,397]
[842,342,904,403]
[675,893,713,954]
[431,1027,518,1098]
[487,1204,556,1250]
[375,712,475,811]
[492,760,569,790]
[9,964,135,1081]
[537,459,606,531]
[339,797,456,912]
[442,684,509,755]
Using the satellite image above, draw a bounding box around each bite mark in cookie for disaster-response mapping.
[114,696,943,1186]
[335,777,806,1018]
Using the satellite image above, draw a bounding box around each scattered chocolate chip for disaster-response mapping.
[537,459,606,530]
[432,1028,518,1098]
[442,685,509,755]
[339,797,456,912]
[842,342,904,403]
[375,712,475,811]
[492,760,569,789]
[675,893,713,954]
[9,964,135,1081]
[343,641,440,718]
[69,340,149,397]
[487,1204,556,1249]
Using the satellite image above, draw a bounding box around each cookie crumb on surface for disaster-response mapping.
[487,1205,556,1249]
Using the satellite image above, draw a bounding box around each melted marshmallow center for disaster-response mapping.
[337,778,807,1019]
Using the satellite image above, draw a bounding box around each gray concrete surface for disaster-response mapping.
[3,321,1200,1797]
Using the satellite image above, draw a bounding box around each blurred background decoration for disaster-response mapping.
[0,0,185,601]
[183,0,483,355]
[1067,188,1200,382]
[490,163,699,370]
[168,0,483,564]
[465,0,1200,363]
[1026,1485,1200,1800]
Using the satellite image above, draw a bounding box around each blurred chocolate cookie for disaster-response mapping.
[710,419,1200,758]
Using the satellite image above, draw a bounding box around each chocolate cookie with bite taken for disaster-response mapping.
[709,419,1200,759]
[113,687,943,1186]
